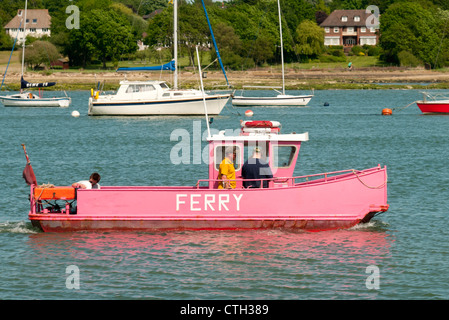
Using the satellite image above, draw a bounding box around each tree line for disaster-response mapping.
[0,0,448,69]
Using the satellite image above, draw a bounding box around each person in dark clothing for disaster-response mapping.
[242,147,273,188]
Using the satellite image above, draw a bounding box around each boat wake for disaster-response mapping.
[349,219,390,231]
[0,221,39,234]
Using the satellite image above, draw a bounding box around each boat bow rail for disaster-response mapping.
[195,165,388,189]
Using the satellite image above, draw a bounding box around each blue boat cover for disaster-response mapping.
[117,60,176,72]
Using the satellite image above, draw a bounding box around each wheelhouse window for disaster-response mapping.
[126,84,155,93]
[272,145,297,168]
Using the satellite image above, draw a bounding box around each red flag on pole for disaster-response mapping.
[22,144,37,186]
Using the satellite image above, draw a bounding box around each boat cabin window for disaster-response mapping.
[162,93,170,97]
[160,83,169,89]
[272,145,297,168]
[214,145,242,171]
[126,84,155,93]
[174,93,183,96]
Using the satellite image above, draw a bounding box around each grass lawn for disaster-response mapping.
[285,55,382,70]
[0,50,21,68]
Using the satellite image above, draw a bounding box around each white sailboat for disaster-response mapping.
[232,0,313,107]
[0,0,71,108]
[88,0,230,116]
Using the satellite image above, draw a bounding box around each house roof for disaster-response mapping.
[320,10,375,27]
[4,9,51,29]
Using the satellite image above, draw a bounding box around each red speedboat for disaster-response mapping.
[416,92,449,114]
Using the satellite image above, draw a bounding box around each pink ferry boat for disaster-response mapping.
[27,120,389,232]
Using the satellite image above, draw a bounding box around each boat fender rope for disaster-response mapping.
[34,183,55,201]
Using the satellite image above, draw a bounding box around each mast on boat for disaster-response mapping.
[20,0,28,92]
[174,0,178,89]
[277,0,285,95]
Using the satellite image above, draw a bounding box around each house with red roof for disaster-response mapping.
[320,10,379,48]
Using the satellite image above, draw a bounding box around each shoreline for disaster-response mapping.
[1,66,449,91]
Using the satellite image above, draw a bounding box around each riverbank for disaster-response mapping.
[2,65,449,91]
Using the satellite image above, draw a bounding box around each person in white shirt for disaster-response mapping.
[72,172,101,189]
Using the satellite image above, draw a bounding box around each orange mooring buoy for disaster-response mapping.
[382,108,393,115]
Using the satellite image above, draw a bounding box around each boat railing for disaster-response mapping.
[195,168,371,189]
[421,91,449,101]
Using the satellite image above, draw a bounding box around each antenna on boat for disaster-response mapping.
[196,46,211,139]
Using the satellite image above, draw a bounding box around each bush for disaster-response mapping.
[351,45,364,56]
[397,50,422,67]
[331,49,345,57]
[367,46,381,56]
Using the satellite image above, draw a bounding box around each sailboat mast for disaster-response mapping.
[174,0,178,89]
[21,0,28,79]
[277,0,285,95]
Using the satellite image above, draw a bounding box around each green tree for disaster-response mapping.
[294,20,324,59]
[110,2,148,39]
[144,5,173,49]
[22,40,60,69]
[379,1,445,67]
[66,8,137,68]
[0,19,14,49]
[178,4,209,66]
[118,0,168,15]
[250,33,275,66]
[210,22,244,70]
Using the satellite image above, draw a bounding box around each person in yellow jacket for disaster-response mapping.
[218,147,236,189]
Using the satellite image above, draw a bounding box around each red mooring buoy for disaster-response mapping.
[382,108,393,115]
[245,109,254,117]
